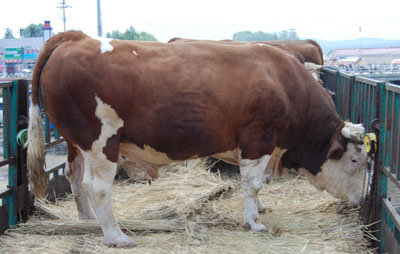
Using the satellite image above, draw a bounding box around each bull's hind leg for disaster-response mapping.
[78,95,132,247]
[65,142,96,220]
[81,150,133,247]
[240,154,271,232]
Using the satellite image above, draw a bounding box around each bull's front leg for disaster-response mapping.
[239,154,271,232]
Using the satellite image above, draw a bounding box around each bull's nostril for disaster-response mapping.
[351,159,358,163]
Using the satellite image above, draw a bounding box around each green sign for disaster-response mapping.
[5,48,23,60]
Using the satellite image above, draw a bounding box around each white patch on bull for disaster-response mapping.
[299,142,367,207]
[264,147,288,180]
[213,148,241,165]
[255,43,267,47]
[95,37,114,54]
[119,143,175,165]
[341,122,365,142]
[304,62,323,71]
[311,72,319,81]
[240,154,271,232]
[65,153,96,220]
[133,50,138,56]
[92,96,124,152]
[76,96,133,247]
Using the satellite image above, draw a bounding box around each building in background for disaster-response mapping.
[0,21,52,77]
[326,47,400,66]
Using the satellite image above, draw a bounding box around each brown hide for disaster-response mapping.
[35,31,340,174]
[169,38,323,65]
[265,39,324,65]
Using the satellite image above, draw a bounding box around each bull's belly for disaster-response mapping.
[119,143,177,165]
[118,144,286,168]
[119,143,241,166]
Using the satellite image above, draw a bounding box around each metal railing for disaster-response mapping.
[0,80,30,234]
[322,67,400,253]
[0,79,68,234]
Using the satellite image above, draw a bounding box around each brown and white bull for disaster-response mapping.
[27,31,366,248]
[168,38,324,66]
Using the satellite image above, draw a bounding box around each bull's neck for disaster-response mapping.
[284,111,344,175]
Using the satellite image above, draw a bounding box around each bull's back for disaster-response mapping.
[39,34,313,160]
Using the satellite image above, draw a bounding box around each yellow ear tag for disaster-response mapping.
[364,133,377,153]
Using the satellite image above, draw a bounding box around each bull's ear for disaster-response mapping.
[327,141,344,159]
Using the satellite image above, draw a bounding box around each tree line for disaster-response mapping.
[3,24,299,42]
[2,24,158,41]
[233,29,299,41]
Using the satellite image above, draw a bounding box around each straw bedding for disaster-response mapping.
[0,160,375,253]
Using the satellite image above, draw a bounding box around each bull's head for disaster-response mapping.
[300,122,368,207]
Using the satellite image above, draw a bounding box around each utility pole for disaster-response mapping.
[57,0,71,32]
[97,0,103,37]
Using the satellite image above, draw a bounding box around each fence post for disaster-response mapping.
[16,80,30,222]
[2,81,19,226]
[376,82,388,252]
[348,75,355,121]
[335,71,340,113]
[2,80,30,228]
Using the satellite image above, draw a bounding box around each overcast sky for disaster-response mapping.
[1,0,399,42]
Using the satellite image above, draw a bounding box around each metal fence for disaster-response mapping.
[322,67,400,253]
[0,79,68,235]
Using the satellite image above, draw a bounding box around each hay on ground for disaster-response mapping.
[0,160,375,254]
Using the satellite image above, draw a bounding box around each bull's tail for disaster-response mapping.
[27,104,47,197]
[27,30,89,197]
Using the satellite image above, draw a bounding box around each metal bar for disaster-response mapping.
[397,93,400,180]
[356,81,361,122]
[54,129,60,140]
[3,87,10,159]
[378,81,389,252]
[366,83,371,132]
[350,80,356,122]
[383,198,400,241]
[45,162,67,176]
[355,76,381,86]
[386,83,400,94]
[44,114,51,144]
[6,81,19,226]
[0,189,12,199]
[366,83,371,129]
[0,157,16,167]
[16,79,30,222]
[44,138,66,149]
[385,91,393,169]
[0,82,13,89]
[335,71,340,112]
[361,81,366,125]
[383,167,400,190]
[392,93,400,179]
[372,85,376,128]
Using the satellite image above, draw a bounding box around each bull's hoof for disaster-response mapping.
[262,174,271,184]
[244,222,267,232]
[258,207,267,214]
[105,235,135,248]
